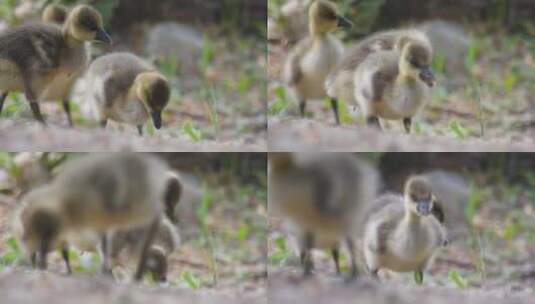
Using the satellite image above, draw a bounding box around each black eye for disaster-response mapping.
[79,14,98,31]
[410,58,419,67]
[84,21,97,31]
[320,9,337,20]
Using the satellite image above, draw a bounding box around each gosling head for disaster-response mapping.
[18,187,63,270]
[404,176,436,217]
[398,38,435,87]
[134,72,170,130]
[64,5,111,44]
[42,4,68,24]
[145,247,168,282]
[309,0,353,35]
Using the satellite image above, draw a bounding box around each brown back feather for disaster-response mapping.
[0,23,63,73]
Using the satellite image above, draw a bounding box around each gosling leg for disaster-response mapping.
[346,237,358,279]
[22,76,46,125]
[134,218,160,281]
[137,125,143,136]
[414,270,424,285]
[99,233,113,276]
[30,252,37,269]
[403,117,412,133]
[61,247,72,275]
[331,247,341,275]
[330,98,340,125]
[366,116,380,129]
[62,100,73,127]
[0,92,8,114]
[29,102,46,126]
[299,99,306,118]
[37,238,50,270]
[300,232,314,277]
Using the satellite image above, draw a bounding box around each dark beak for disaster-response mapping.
[151,111,162,129]
[419,66,435,87]
[416,200,432,216]
[95,28,112,44]
[337,16,353,29]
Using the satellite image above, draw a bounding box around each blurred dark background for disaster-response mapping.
[46,0,267,35]
[378,153,535,192]
[375,0,534,32]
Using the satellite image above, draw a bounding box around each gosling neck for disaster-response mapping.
[397,60,418,85]
[309,22,329,40]
[128,81,143,105]
[62,27,84,47]
[128,81,151,116]
[403,202,421,226]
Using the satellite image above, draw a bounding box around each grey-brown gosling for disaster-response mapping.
[363,176,447,284]
[84,52,170,135]
[283,0,352,124]
[325,29,432,129]
[0,4,111,126]
[269,153,377,277]
[353,36,435,132]
[42,4,68,24]
[17,153,169,281]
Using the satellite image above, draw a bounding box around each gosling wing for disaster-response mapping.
[0,24,63,74]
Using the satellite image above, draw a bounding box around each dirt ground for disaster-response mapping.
[0,269,265,304]
[0,121,265,152]
[268,118,535,151]
[268,271,534,304]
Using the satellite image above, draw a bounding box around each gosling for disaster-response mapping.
[325,29,431,128]
[269,153,377,278]
[363,176,447,284]
[17,153,169,281]
[84,52,170,135]
[0,5,111,126]
[353,37,435,132]
[283,0,352,124]
[42,4,68,24]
